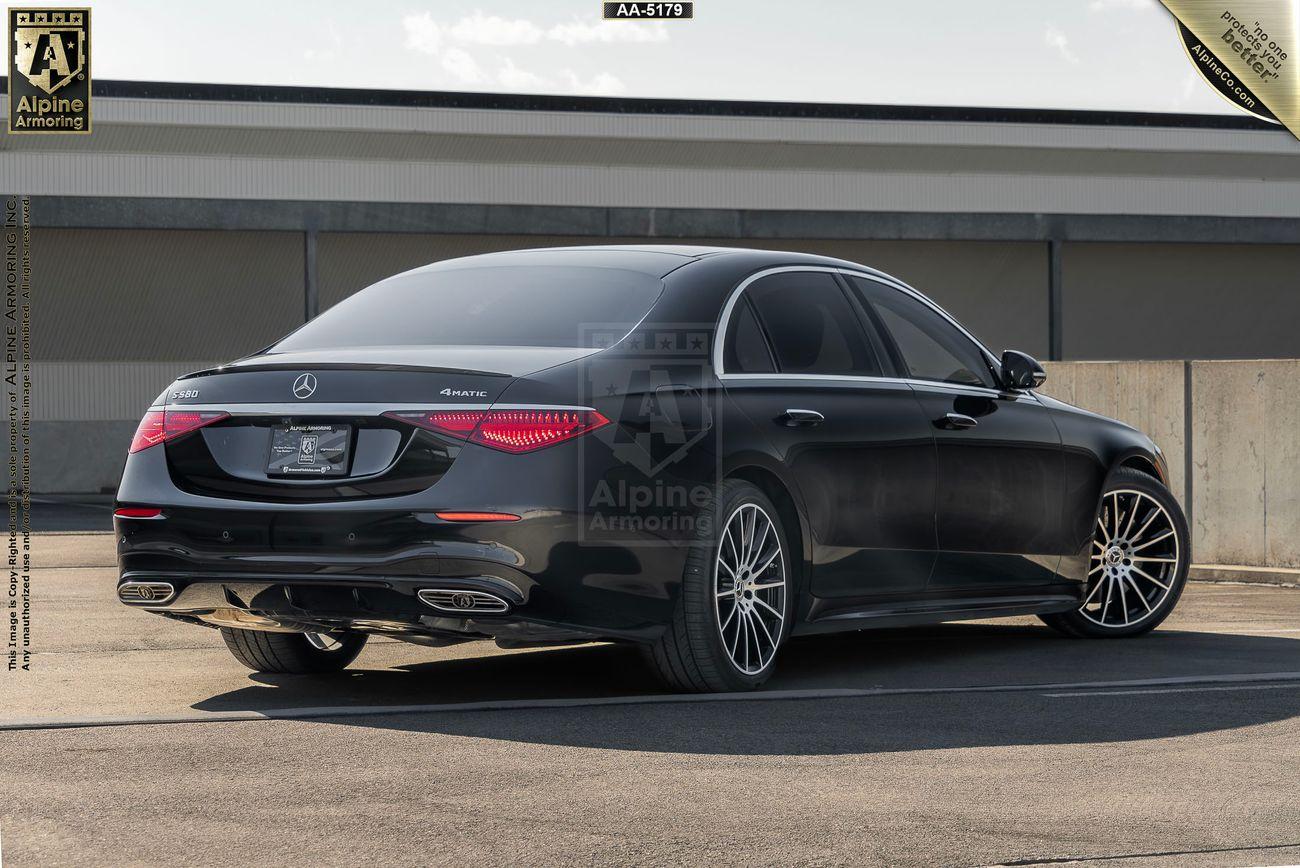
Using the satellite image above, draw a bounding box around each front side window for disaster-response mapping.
[744,272,882,376]
[848,276,996,388]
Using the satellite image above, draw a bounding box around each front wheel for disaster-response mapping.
[220,627,368,673]
[1041,466,1189,638]
[643,480,792,692]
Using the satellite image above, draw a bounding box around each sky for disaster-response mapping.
[84,0,1237,115]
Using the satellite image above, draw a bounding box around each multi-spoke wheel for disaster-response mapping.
[714,502,787,676]
[1041,466,1189,638]
[643,479,792,691]
[220,627,368,673]
[303,632,347,652]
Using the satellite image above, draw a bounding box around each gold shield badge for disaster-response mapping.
[13,8,86,93]
[7,8,91,133]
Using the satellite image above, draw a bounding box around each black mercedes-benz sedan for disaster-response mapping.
[115,246,1189,691]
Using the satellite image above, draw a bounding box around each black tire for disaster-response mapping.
[643,479,793,692]
[220,628,367,674]
[1040,466,1190,639]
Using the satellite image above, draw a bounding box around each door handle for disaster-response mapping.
[778,409,824,427]
[936,412,978,430]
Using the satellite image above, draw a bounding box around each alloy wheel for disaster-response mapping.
[714,503,786,675]
[303,632,345,652]
[1082,488,1181,628]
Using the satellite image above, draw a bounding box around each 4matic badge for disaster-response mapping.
[440,387,487,398]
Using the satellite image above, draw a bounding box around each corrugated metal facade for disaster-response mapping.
[0,82,1297,491]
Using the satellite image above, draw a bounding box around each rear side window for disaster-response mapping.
[273,265,664,351]
[745,272,882,376]
[723,299,776,373]
[848,276,996,388]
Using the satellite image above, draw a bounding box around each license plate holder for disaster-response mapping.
[266,424,351,477]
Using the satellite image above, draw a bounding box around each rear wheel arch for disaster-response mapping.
[725,465,808,599]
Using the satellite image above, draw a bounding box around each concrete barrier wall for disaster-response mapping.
[1044,360,1300,570]
[1190,361,1300,570]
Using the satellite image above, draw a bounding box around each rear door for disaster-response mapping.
[846,275,1065,591]
[719,269,937,599]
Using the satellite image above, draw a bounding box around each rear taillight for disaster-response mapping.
[385,408,609,454]
[129,409,229,453]
[115,507,163,519]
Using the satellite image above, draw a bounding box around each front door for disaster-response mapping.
[846,274,1066,592]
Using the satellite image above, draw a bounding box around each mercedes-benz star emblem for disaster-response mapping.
[292,372,317,399]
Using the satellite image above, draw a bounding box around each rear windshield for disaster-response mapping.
[272,265,664,351]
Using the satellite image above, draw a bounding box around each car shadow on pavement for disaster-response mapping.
[191,622,1300,754]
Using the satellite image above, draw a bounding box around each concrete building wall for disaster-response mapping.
[318,235,1049,358]
[1062,243,1300,360]
[37,228,304,361]
[12,85,1299,569]
[6,93,1300,218]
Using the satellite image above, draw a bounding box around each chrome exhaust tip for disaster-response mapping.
[118,581,176,604]
[418,587,511,614]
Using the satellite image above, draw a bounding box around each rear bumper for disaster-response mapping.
[115,419,713,643]
[115,570,619,644]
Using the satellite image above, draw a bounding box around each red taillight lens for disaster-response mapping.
[472,409,609,453]
[129,409,229,453]
[435,511,521,522]
[385,408,609,454]
[115,507,163,519]
[386,410,487,440]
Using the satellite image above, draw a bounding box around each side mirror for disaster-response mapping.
[1000,350,1046,390]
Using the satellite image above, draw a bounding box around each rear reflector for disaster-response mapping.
[386,408,609,454]
[115,507,163,519]
[435,511,520,522]
[129,409,230,453]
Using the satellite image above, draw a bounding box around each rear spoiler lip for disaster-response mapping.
[176,361,512,380]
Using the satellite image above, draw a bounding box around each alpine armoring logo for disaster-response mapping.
[8,8,92,133]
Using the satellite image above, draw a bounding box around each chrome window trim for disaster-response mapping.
[718,372,1025,401]
[718,372,908,387]
[713,265,1004,385]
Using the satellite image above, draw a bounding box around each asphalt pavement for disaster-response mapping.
[1,531,1298,867]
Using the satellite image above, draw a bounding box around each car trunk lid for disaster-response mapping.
[160,346,596,501]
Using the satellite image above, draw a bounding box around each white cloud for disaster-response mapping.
[563,70,626,96]
[498,58,551,91]
[402,12,442,55]
[449,13,543,46]
[401,10,663,93]
[546,19,668,46]
[1044,25,1079,64]
[441,47,484,83]
[1088,0,1157,10]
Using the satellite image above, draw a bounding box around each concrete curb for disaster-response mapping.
[1191,564,1300,588]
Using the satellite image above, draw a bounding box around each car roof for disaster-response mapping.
[407,244,894,280]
